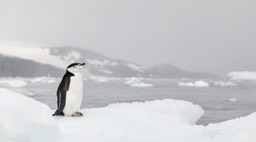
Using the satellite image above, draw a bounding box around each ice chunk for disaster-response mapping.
[178,80,210,87]
[125,77,153,87]
[228,71,256,81]
[30,77,56,83]
[213,81,237,87]
[228,97,238,102]
[89,76,109,83]
[0,78,28,87]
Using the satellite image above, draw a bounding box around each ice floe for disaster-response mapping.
[178,80,210,87]
[0,78,28,87]
[228,71,256,81]
[125,77,153,87]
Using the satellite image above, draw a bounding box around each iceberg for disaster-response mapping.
[125,77,153,87]
[228,71,256,81]
[30,77,56,84]
[178,80,210,87]
[0,78,28,87]
[213,81,237,87]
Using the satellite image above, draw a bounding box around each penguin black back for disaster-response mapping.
[52,68,74,116]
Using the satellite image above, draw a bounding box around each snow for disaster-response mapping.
[1,88,256,142]
[125,77,154,87]
[178,80,210,87]
[56,99,203,142]
[213,81,237,87]
[86,59,110,67]
[110,62,119,66]
[126,63,145,72]
[0,78,28,87]
[0,88,60,142]
[0,45,68,68]
[228,71,256,81]
[62,51,81,61]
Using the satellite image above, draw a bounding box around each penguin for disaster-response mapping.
[53,62,85,117]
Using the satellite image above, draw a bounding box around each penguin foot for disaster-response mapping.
[71,112,83,117]
[52,110,64,116]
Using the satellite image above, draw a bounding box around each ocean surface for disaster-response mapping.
[2,77,256,125]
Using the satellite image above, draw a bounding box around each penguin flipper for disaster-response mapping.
[54,73,72,116]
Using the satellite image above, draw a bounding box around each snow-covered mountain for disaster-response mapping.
[0,45,217,78]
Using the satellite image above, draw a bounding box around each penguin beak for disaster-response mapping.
[80,63,86,66]
[78,63,86,69]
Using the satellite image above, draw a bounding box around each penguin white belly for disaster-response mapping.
[63,73,83,116]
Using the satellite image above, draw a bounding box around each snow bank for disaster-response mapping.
[0,88,60,142]
[178,80,210,87]
[56,100,256,142]
[204,113,256,142]
[0,78,28,87]
[125,77,153,87]
[228,71,256,81]
[56,99,204,142]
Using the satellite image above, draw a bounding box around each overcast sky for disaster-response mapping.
[0,0,255,75]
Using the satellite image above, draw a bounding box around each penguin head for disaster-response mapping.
[66,63,86,74]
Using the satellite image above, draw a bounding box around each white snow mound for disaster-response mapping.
[228,71,256,81]
[56,99,204,142]
[0,88,60,142]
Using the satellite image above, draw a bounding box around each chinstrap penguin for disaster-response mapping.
[53,62,85,117]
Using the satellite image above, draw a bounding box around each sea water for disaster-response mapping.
[5,77,256,125]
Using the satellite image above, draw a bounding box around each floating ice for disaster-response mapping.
[89,76,109,83]
[125,77,153,87]
[178,80,210,87]
[213,81,237,87]
[0,78,28,87]
[30,77,56,84]
[228,71,256,81]
[130,82,154,87]
[228,97,238,102]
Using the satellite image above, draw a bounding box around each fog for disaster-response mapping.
[0,0,255,75]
